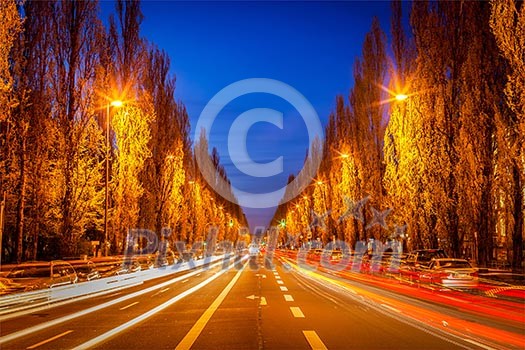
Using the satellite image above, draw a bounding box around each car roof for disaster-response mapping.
[413,249,444,253]
[433,258,468,262]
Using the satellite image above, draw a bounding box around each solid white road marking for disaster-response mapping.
[70,260,247,350]
[26,330,74,349]
[104,292,122,298]
[280,286,288,291]
[284,294,294,302]
[119,301,139,310]
[260,297,267,306]
[290,307,305,318]
[303,330,327,350]
[175,267,245,350]
[0,260,228,346]
[152,287,170,297]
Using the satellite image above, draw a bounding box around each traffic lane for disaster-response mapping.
[188,262,261,349]
[311,264,525,348]
[322,266,525,330]
[258,263,316,349]
[262,260,465,350]
[1,262,237,350]
[322,267,525,335]
[0,260,223,334]
[89,266,249,349]
[289,269,465,349]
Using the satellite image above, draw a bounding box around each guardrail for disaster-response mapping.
[0,255,226,317]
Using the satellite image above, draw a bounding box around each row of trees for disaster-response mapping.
[274,0,524,269]
[0,0,246,263]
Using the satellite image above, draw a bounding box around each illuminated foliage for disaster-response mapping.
[112,104,154,252]
[0,0,21,122]
[490,0,525,268]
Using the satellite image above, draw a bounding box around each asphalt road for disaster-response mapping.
[0,255,522,349]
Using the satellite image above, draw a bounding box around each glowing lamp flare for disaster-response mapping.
[110,100,124,107]
[395,94,408,101]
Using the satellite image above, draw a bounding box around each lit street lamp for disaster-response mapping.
[104,100,123,256]
[395,93,408,101]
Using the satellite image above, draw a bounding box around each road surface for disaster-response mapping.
[1,256,523,349]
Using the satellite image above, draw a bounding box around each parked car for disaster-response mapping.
[155,249,177,267]
[72,261,101,282]
[405,249,448,268]
[418,258,478,288]
[89,257,124,278]
[0,277,26,295]
[6,261,78,291]
[400,249,448,281]
[370,251,406,274]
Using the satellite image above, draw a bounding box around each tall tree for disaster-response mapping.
[490,0,525,269]
[0,0,22,262]
[47,0,105,256]
[349,18,388,240]
[112,104,154,252]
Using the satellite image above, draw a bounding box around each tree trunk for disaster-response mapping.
[512,164,524,271]
[15,136,26,263]
[477,172,494,266]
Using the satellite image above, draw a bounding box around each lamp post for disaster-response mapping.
[0,191,5,263]
[104,100,123,256]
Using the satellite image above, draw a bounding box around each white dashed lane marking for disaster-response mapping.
[119,301,139,310]
[280,286,288,292]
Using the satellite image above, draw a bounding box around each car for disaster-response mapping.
[89,257,124,277]
[6,261,78,291]
[248,243,260,257]
[400,249,448,282]
[370,251,405,274]
[72,261,101,281]
[330,249,343,262]
[155,249,177,267]
[418,258,478,288]
[0,277,26,295]
[405,249,448,268]
[306,248,324,262]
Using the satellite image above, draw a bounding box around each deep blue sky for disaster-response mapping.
[100,1,396,230]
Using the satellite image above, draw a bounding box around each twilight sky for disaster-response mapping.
[101,1,395,230]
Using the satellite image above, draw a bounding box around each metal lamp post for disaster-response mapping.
[104,100,123,256]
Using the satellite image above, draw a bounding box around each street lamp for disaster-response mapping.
[395,93,408,101]
[104,100,123,256]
